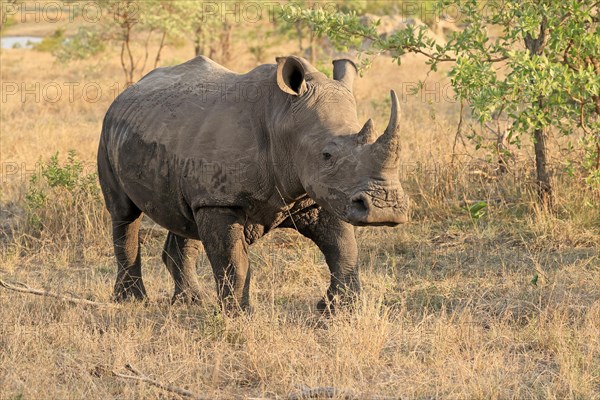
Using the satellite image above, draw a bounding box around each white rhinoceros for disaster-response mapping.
[98,55,409,312]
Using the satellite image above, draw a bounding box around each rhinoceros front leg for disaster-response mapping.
[162,232,202,304]
[282,206,360,313]
[195,208,250,313]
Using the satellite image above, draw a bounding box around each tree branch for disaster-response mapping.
[154,30,167,69]
[112,364,209,400]
[332,24,508,63]
[562,39,578,72]
[0,279,114,308]
[288,386,397,400]
[139,28,154,77]
[110,363,396,400]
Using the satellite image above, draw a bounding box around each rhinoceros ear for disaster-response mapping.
[276,56,307,96]
[332,59,358,90]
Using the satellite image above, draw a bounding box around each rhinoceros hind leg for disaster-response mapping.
[112,212,147,302]
[162,232,202,304]
[99,142,147,302]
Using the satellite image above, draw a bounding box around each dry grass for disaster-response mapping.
[1,12,599,400]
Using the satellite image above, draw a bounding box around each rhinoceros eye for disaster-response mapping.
[322,152,332,161]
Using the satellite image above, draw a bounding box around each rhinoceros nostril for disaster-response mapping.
[351,197,368,213]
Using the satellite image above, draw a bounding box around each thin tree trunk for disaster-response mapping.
[220,22,232,63]
[309,30,316,63]
[154,31,167,69]
[116,1,136,86]
[120,41,129,85]
[533,100,552,206]
[124,25,136,84]
[493,108,509,174]
[295,21,304,53]
[194,26,203,56]
[525,18,552,206]
[139,29,154,77]
[593,95,600,170]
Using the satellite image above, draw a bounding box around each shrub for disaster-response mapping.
[33,29,65,53]
[53,27,105,63]
[22,151,109,259]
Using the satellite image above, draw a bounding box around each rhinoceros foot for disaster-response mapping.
[317,297,335,315]
[113,278,147,303]
[317,278,361,316]
[316,294,350,316]
[212,301,253,318]
[171,288,203,305]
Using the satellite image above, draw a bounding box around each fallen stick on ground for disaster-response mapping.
[0,278,115,308]
[112,364,212,400]
[287,386,353,399]
[111,364,397,400]
[288,386,397,400]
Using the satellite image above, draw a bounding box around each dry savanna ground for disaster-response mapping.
[1,7,599,400]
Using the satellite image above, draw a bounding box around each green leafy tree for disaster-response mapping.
[181,0,235,62]
[108,0,190,84]
[54,0,241,82]
[274,1,410,62]
[52,0,191,84]
[282,0,600,205]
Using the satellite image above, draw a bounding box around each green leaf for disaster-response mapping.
[530,274,539,287]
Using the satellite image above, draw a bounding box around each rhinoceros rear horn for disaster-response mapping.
[276,56,307,96]
[357,118,377,145]
[332,59,358,90]
[372,90,401,168]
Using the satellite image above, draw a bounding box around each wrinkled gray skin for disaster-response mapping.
[98,55,409,312]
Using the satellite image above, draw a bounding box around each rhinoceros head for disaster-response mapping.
[275,56,409,226]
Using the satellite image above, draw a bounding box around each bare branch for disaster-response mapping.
[0,279,115,308]
[120,41,128,84]
[112,364,209,400]
[139,28,154,77]
[110,364,396,400]
[125,22,136,82]
[580,102,591,135]
[288,387,349,400]
[287,386,397,400]
[154,31,167,69]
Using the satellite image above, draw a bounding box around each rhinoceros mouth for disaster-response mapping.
[350,219,402,227]
[344,189,409,226]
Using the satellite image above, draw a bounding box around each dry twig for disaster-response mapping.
[110,364,398,400]
[288,386,398,400]
[112,364,209,400]
[288,386,352,399]
[0,278,114,308]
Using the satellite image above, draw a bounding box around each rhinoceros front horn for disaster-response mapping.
[372,90,401,169]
